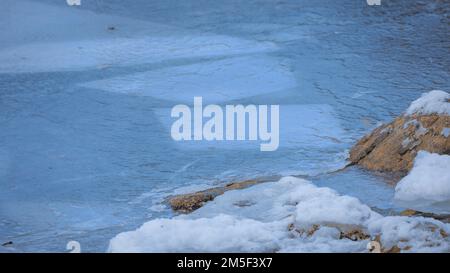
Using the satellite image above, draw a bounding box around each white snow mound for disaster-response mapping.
[406,90,450,116]
[395,151,450,203]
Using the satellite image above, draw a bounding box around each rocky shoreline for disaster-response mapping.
[350,90,449,175]
[154,91,450,253]
[169,91,449,212]
[168,176,279,213]
[349,113,449,174]
[111,176,450,253]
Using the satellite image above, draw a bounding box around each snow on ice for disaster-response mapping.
[109,177,450,253]
[405,90,450,116]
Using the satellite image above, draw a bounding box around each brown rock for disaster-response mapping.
[370,235,403,253]
[168,176,278,213]
[340,229,371,241]
[400,209,450,223]
[350,114,450,174]
[168,191,218,213]
[385,245,402,253]
[290,223,370,242]
[291,224,321,237]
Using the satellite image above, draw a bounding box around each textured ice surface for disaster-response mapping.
[0,1,276,73]
[81,56,293,103]
[0,36,276,73]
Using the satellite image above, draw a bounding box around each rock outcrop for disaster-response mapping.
[350,114,450,174]
[288,223,371,242]
[168,176,278,213]
[350,90,450,174]
[400,209,450,224]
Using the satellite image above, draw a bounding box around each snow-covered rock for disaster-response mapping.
[368,216,449,253]
[350,90,449,173]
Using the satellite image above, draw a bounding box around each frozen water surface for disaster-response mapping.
[81,56,294,103]
[0,0,449,252]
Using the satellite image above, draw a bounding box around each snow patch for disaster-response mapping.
[405,90,450,116]
[442,128,450,138]
[395,151,450,203]
[401,137,412,148]
[368,216,449,252]
[403,119,418,129]
[108,214,286,252]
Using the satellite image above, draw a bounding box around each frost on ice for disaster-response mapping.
[405,90,450,116]
[108,177,450,253]
[395,151,450,203]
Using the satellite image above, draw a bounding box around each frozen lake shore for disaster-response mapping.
[0,0,449,252]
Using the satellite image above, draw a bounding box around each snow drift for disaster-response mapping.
[109,177,450,253]
[406,90,450,116]
[395,151,450,203]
